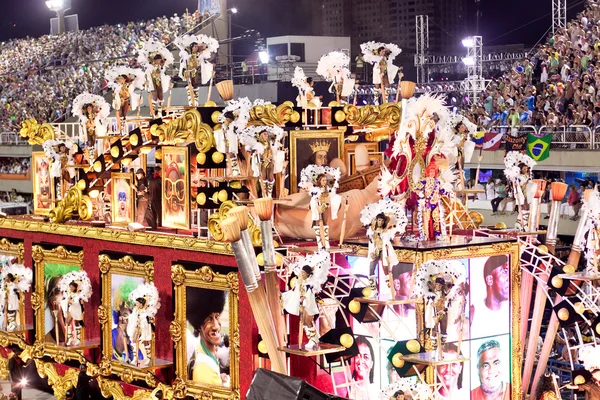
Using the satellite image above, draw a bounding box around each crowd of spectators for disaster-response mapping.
[0,157,29,175]
[0,10,211,132]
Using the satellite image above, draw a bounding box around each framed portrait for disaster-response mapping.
[289,130,344,193]
[98,254,167,383]
[162,146,190,229]
[111,172,135,225]
[32,245,87,362]
[171,264,239,399]
[32,151,55,216]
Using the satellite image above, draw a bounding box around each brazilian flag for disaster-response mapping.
[527,133,552,161]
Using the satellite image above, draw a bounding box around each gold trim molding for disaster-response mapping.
[0,238,24,263]
[149,109,214,153]
[208,201,261,246]
[35,359,79,400]
[19,118,55,145]
[49,185,94,224]
[249,102,295,126]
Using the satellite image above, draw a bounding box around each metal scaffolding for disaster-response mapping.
[461,36,486,103]
[552,0,567,34]
[415,15,429,84]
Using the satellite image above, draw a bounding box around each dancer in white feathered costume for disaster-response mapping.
[238,125,285,198]
[105,66,145,132]
[175,34,219,106]
[126,283,160,367]
[59,270,92,346]
[42,139,77,196]
[300,165,342,250]
[138,39,173,117]
[291,66,322,108]
[282,251,330,349]
[1,264,32,331]
[361,42,401,102]
[360,199,408,298]
[504,151,536,231]
[316,51,355,103]
[215,97,253,177]
[72,93,109,153]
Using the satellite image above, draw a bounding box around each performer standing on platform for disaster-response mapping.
[106,67,145,133]
[59,270,92,347]
[1,265,32,332]
[360,42,401,103]
[282,251,330,350]
[138,39,173,117]
[216,97,252,177]
[504,152,536,231]
[134,169,151,226]
[72,94,109,157]
[126,283,160,368]
[316,51,355,104]
[239,126,285,198]
[176,34,219,106]
[292,66,322,108]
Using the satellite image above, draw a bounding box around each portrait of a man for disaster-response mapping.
[436,343,469,399]
[471,339,510,400]
[289,131,343,192]
[470,255,510,339]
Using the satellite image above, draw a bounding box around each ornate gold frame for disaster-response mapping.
[289,129,345,193]
[98,254,160,386]
[111,172,135,225]
[171,264,240,399]
[32,244,87,363]
[31,151,55,216]
[162,146,190,230]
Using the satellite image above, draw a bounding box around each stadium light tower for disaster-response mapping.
[46,0,72,35]
[461,35,484,103]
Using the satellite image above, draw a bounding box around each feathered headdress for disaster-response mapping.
[291,251,330,291]
[2,264,33,293]
[413,260,466,307]
[218,97,253,133]
[291,66,310,93]
[503,151,536,182]
[137,39,174,70]
[238,125,285,155]
[42,139,76,179]
[128,282,161,318]
[579,345,600,371]
[105,66,145,92]
[360,198,408,237]
[316,51,351,82]
[174,34,219,61]
[299,165,341,192]
[72,93,110,122]
[360,41,402,64]
[58,270,92,303]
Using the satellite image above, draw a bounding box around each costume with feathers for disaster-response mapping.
[72,93,109,148]
[0,264,32,331]
[360,42,401,87]
[138,39,173,114]
[126,283,160,366]
[175,34,219,86]
[316,51,355,99]
[42,139,76,181]
[59,270,92,346]
[239,125,285,197]
[504,151,536,230]
[105,66,145,116]
[292,66,322,108]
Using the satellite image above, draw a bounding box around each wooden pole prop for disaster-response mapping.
[221,217,287,374]
[339,199,349,245]
[254,198,288,349]
[206,72,215,104]
[519,271,534,353]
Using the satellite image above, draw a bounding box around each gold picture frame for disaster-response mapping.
[289,130,344,193]
[111,172,135,225]
[171,264,240,399]
[31,151,55,216]
[98,254,164,386]
[162,146,190,229]
[32,244,88,363]
[0,238,27,341]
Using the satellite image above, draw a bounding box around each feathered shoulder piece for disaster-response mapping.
[360,198,408,237]
[42,138,75,159]
[218,97,252,133]
[174,34,219,60]
[128,282,161,318]
[105,66,145,91]
[2,264,33,293]
[579,345,600,372]
[316,51,350,82]
[413,259,466,305]
[299,165,341,191]
[137,39,174,70]
[379,379,432,400]
[360,41,402,64]
[291,66,310,92]
[292,251,330,291]
[59,270,93,302]
[503,151,536,182]
[72,93,110,120]
[238,125,284,154]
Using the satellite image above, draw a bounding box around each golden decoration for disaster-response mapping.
[19,118,55,145]
[34,359,79,400]
[342,103,401,141]
[557,308,569,321]
[334,110,346,123]
[212,151,224,164]
[391,353,404,368]
[328,101,340,107]
[551,276,563,288]
[208,201,261,246]
[348,299,361,314]
[0,238,24,262]
[97,376,153,400]
[0,354,8,380]
[197,152,207,165]
[563,264,576,274]
[406,340,421,353]
[340,334,354,348]
[574,375,586,385]
[98,305,109,325]
[211,111,221,124]
[249,102,294,126]
[49,185,93,224]
[197,193,207,205]
[574,302,585,315]
[537,244,549,254]
[290,111,301,124]
[204,101,217,107]
[430,249,452,259]
[495,222,507,229]
[150,109,214,153]
[171,264,187,286]
[257,340,267,354]
[172,265,240,399]
[468,211,484,227]
[361,287,372,298]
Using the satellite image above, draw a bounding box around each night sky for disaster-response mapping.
[0,0,586,49]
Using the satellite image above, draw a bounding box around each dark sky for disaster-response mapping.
[0,0,586,49]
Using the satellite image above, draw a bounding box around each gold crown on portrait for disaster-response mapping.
[309,140,331,154]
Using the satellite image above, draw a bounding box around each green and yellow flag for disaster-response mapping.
[527,133,552,161]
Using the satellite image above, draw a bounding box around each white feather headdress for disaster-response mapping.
[238,125,284,155]
[137,39,174,70]
[291,251,330,291]
[579,345,600,371]
[360,41,402,64]
[175,34,219,60]
[291,66,310,93]
[413,260,466,307]
[299,165,341,191]
[105,66,145,91]
[218,97,253,132]
[360,198,408,237]
[72,93,110,122]
[503,151,536,182]
[129,282,161,318]
[316,51,351,82]
[2,264,33,293]
[59,270,92,303]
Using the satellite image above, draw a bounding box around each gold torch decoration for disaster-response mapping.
[545,182,568,254]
